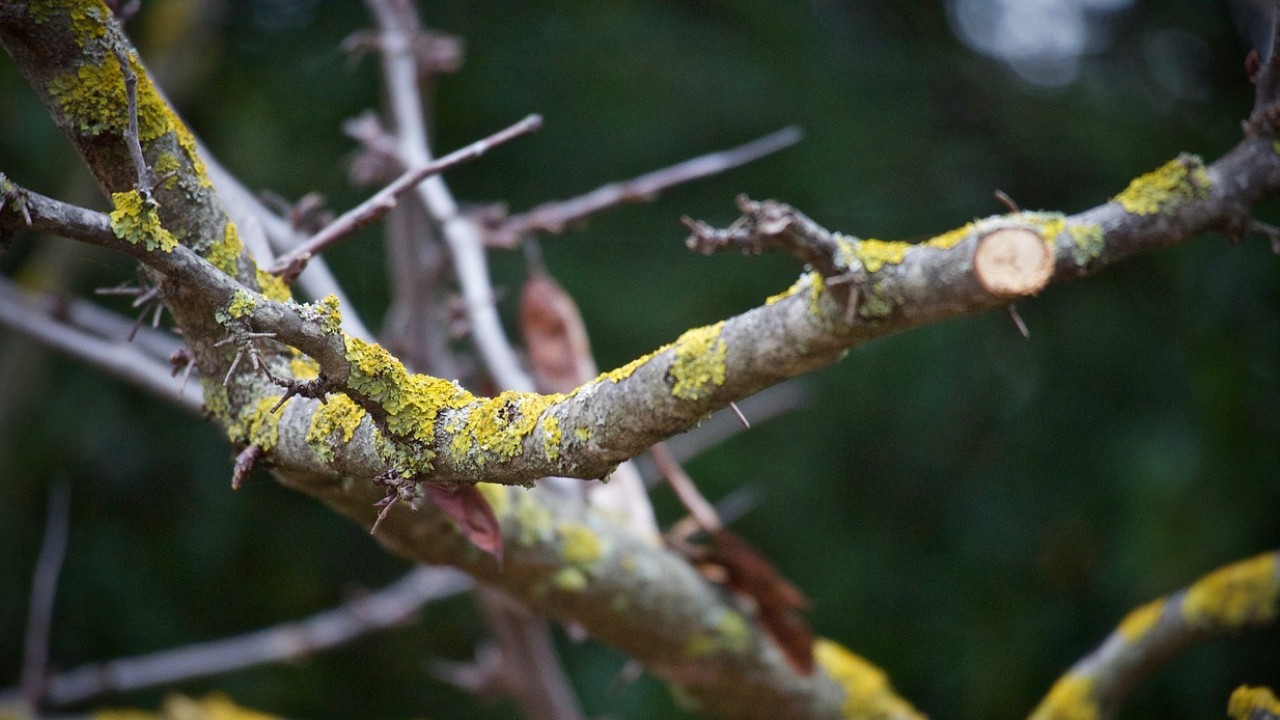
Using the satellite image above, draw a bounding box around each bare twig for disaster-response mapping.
[1006,303,1030,338]
[489,126,804,248]
[684,194,846,278]
[271,114,543,281]
[112,47,152,196]
[650,442,722,533]
[0,567,472,708]
[20,477,72,707]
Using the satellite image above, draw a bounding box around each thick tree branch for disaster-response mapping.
[4,4,1280,720]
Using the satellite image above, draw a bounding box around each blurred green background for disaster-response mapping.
[1,1,1277,719]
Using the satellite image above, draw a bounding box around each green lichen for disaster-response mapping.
[109,190,177,252]
[858,282,898,320]
[243,396,283,450]
[207,222,243,275]
[1067,223,1105,267]
[852,239,909,273]
[668,321,727,401]
[306,393,366,463]
[200,379,283,451]
[1112,154,1211,216]
[684,609,751,658]
[542,414,562,461]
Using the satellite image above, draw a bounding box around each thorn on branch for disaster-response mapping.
[232,445,265,490]
[169,348,197,398]
[1006,303,1031,338]
[994,189,1021,213]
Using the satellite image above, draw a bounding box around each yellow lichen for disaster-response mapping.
[29,0,110,47]
[853,239,909,273]
[153,153,180,190]
[255,267,292,303]
[542,414,562,461]
[476,483,511,519]
[923,222,976,250]
[1027,673,1098,720]
[765,275,807,305]
[597,344,670,384]
[559,522,602,565]
[685,609,751,659]
[243,396,282,450]
[288,356,319,381]
[514,492,554,547]
[669,321,727,401]
[574,426,591,442]
[1182,552,1279,629]
[1067,224,1105,267]
[551,567,588,593]
[207,222,243,275]
[315,295,343,335]
[47,52,170,140]
[1112,154,1211,216]
[109,190,177,252]
[225,290,258,319]
[452,391,560,467]
[1228,686,1280,720]
[1117,598,1165,642]
[343,336,475,475]
[809,272,826,316]
[305,394,366,462]
[814,638,925,720]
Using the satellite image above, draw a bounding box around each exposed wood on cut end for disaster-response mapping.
[973,228,1054,298]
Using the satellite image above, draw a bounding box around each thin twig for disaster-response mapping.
[1007,303,1030,338]
[649,442,721,533]
[489,126,804,248]
[112,47,152,196]
[0,567,472,708]
[20,477,72,707]
[271,114,543,281]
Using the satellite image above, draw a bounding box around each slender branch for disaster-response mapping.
[1029,551,1280,720]
[20,477,71,707]
[0,567,471,708]
[0,280,200,413]
[271,114,543,281]
[651,442,722,532]
[365,0,536,394]
[488,126,804,248]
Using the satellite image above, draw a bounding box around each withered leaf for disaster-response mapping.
[427,484,504,564]
[520,272,597,393]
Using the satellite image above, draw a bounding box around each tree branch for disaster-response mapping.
[1029,551,1280,720]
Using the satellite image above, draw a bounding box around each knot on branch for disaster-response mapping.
[683,195,844,278]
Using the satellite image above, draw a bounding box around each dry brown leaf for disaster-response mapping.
[427,484,504,564]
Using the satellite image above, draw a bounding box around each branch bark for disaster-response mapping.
[3,4,1279,720]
